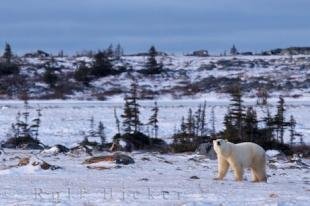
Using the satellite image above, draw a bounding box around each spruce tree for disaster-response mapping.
[98,121,106,146]
[223,111,235,141]
[114,43,124,60]
[148,101,159,138]
[13,112,21,139]
[244,107,258,142]
[194,105,202,136]
[114,107,121,134]
[121,99,133,133]
[210,106,216,138]
[145,46,162,74]
[186,108,194,135]
[121,82,141,133]
[0,42,20,77]
[173,116,187,144]
[263,107,274,142]
[227,83,246,141]
[106,44,114,58]
[31,108,42,140]
[274,96,286,143]
[230,44,238,56]
[180,116,186,134]
[200,101,207,136]
[289,115,296,146]
[10,99,42,143]
[3,43,12,64]
[129,82,141,133]
[85,116,96,142]
[74,61,91,86]
[92,51,113,77]
[43,67,58,88]
[21,99,30,138]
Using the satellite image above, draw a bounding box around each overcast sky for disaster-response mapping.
[1,0,310,54]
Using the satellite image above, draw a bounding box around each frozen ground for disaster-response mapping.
[0,98,309,147]
[0,150,309,205]
[0,99,309,205]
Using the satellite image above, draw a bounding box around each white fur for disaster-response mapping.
[213,139,267,182]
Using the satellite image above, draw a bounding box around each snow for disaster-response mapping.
[119,140,127,148]
[266,150,281,157]
[87,160,116,169]
[0,150,309,205]
[42,146,61,155]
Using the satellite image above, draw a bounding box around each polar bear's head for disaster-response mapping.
[213,139,232,157]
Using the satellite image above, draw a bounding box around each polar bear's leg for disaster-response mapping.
[214,156,229,180]
[255,165,267,182]
[252,155,267,182]
[251,169,259,182]
[251,155,267,182]
[252,167,267,182]
[232,163,243,181]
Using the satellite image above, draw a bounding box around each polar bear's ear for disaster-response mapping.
[225,139,228,142]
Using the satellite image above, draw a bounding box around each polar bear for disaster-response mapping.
[213,139,267,182]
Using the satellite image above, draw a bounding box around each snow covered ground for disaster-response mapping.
[0,150,309,205]
[0,98,309,147]
[0,99,309,205]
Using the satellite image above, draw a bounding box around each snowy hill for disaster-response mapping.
[8,54,310,100]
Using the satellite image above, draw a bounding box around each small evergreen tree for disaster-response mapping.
[43,67,58,88]
[8,100,42,146]
[172,116,187,144]
[0,43,19,77]
[210,106,216,138]
[106,44,114,58]
[263,107,275,142]
[194,105,202,136]
[122,99,133,134]
[21,99,30,137]
[224,83,246,141]
[289,115,296,146]
[145,46,162,74]
[200,101,207,136]
[244,107,258,142]
[98,121,106,146]
[74,61,91,86]
[114,43,124,60]
[3,43,12,64]
[274,96,286,143]
[230,44,238,56]
[114,107,121,134]
[92,51,114,77]
[180,116,186,134]
[85,116,96,142]
[121,82,141,133]
[31,108,42,140]
[186,108,194,136]
[148,101,159,138]
[223,111,235,140]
